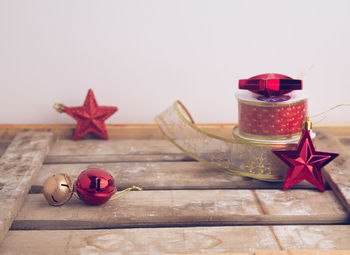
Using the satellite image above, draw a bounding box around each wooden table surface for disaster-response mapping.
[0,124,350,255]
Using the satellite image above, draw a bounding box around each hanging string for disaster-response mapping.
[63,174,80,200]
[295,66,350,125]
[297,64,315,79]
[109,186,142,201]
[53,103,65,143]
[310,104,350,125]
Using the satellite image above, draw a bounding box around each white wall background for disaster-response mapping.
[1,0,350,124]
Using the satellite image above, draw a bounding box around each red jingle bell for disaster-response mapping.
[74,168,117,205]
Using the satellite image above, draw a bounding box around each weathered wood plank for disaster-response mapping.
[314,131,350,214]
[44,127,347,164]
[3,225,350,254]
[0,124,236,140]
[337,136,350,151]
[254,189,348,223]
[0,132,53,243]
[256,250,350,255]
[45,139,192,163]
[0,124,165,140]
[273,225,350,250]
[12,189,347,230]
[0,141,10,158]
[31,162,320,193]
[12,190,259,229]
[0,226,279,254]
[45,153,193,163]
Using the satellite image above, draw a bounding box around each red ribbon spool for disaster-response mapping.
[236,73,307,141]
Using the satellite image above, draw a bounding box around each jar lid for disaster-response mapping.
[235,90,308,107]
[238,73,302,97]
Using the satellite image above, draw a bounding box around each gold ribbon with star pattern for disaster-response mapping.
[154,101,298,181]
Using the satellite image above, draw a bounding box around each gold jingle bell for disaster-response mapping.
[43,173,73,206]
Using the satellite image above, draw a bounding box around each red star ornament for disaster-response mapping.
[61,89,118,140]
[273,129,339,191]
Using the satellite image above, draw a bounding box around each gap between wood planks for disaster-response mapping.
[10,222,350,232]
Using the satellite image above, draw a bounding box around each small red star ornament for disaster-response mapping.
[273,120,339,191]
[55,89,118,140]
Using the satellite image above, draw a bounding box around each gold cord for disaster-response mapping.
[296,64,315,79]
[55,110,61,143]
[310,104,350,125]
[109,186,142,201]
[63,174,79,199]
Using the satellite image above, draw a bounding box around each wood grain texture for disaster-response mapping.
[45,139,192,163]
[273,225,350,250]
[31,162,317,193]
[44,127,348,164]
[255,189,348,224]
[256,251,350,255]
[314,130,350,214]
[0,124,236,140]
[12,189,347,230]
[0,132,53,243]
[0,141,10,158]
[2,225,350,254]
[0,226,279,254]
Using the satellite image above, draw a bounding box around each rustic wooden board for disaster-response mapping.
[314,131,350,214]
[44,128,342,164]
[12,190,260,229]
[11,189,347,230]
[2,225,350,254]
[256,250,350,255]
[254,189,348,223]
[45,139,192,163]
[0,226,279,254]
[0,141,10,158]
[0,132,53,243]
[0,124,236,140]
[30,162,317,193]
[273,225,350,250]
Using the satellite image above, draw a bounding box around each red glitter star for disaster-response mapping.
[273,129,338,191]
[62,89,118,140]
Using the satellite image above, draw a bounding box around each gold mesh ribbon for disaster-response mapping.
[155,101,297,181]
